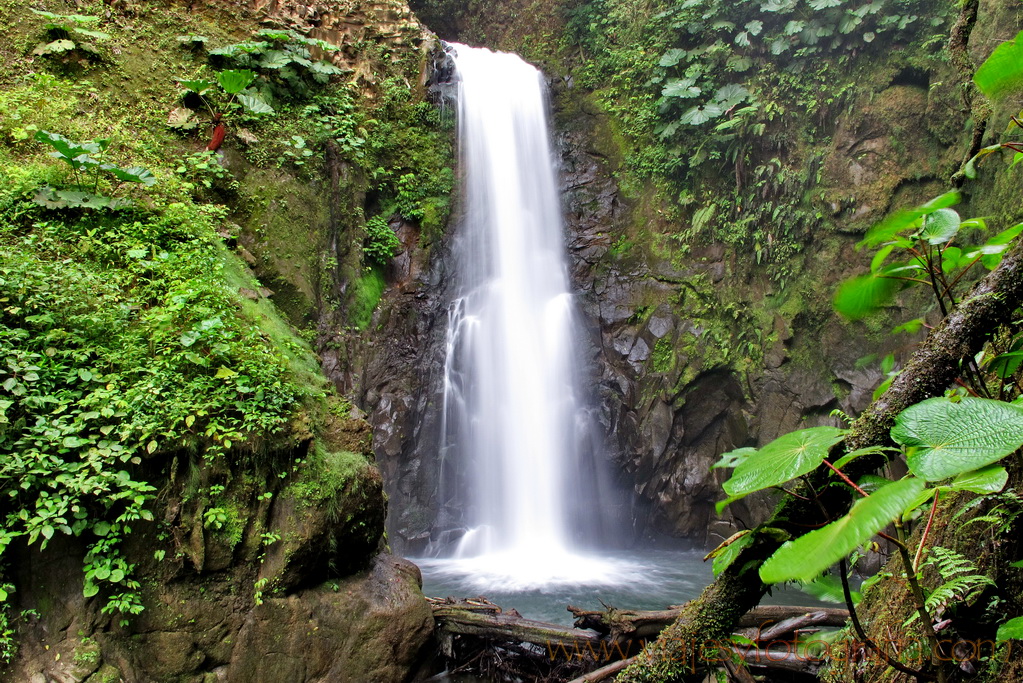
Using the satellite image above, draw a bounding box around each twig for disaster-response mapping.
[895,521,947,683]
[838,558,933,681]
[823,459,869,497]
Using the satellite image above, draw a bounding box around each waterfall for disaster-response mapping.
[430,44,630,590]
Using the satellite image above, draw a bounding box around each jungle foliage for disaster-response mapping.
[0,0,453,663]
[703,40,1023,681]
[563,0,951,270]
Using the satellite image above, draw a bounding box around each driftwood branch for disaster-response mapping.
[431,596,847,682]
[568,604,848,642]
[430,597,601,648]
[616,239,1023,682]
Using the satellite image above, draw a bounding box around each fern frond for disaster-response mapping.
[904,547,994,625]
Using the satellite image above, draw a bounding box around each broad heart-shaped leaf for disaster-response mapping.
[34,130,101,161]
[179,78,214,96]
[974,29,1023,100]
[659,48,686,67]
[894,397,1023,481]
[106,165,157,186]
[257,50,293,69]
[917,208,961,245]
[58,190,110,209]
[997,616,1023,642]
[218,69,257,95]
[723,426,845,497]
[167,106,197,130]
[679,103,725,125]
[859,190,961,249]
[33,39,76,55]
[760,477,926,584]
[236,93,275,115]
[714,83,749,107]
[307,60,345,76]
[662,77,701,98]
[833,270,901,320]
[950,465,1009,494]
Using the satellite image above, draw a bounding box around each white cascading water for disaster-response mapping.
[429,44,636,591]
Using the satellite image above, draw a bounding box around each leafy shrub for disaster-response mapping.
[30,10,109,60]
[31,130,155,210]
[364,215,401,264]
[0,189,300,623]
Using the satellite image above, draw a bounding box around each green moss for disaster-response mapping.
[650,336,675,374]
[286,444,369,508]
[221,247,327,397]
[349,267,387,331]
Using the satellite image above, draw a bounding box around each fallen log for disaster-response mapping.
[430,597,602,649]
[563,644,824,683]
[568,603,849,641]
[566,657,637,683]
[730,647,823,675]
[431,596,848,656]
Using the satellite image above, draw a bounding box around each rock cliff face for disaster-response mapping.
[373,0,988,548]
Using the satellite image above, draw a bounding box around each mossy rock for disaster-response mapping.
[259,445,384,592]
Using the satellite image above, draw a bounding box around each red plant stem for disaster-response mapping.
[823,459,870,497]
[913,489,940,572]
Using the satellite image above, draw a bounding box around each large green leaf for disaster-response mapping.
[679,103,725,125]
[236,93,275,115]
[218,69,257,95]
[917,208,961,245]
[307,60,345,76]
[950,465,1008,494]
[997,616,1023,642]
[179,78,214,96]
[34,130,101,162]
[257,50,293,69]
[723,426,845,496]
[859,191,961,249]
[760,477,926,583]
[659,48,686,67]
[714,83,749,107]
[106,165,156,186]
[833,270,901,320]
[974,29,1023,100]
[893,397,1023,481]
[662,77,701,98]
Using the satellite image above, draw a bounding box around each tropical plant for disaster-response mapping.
[31,130,156,209]
[713,396,1021,681]
[171,69,276,141]
[30,9,109,59]
[208,29,346,102]
[363,215,401,264]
